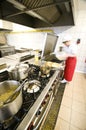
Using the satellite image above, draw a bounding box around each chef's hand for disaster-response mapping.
[55,52,68,60]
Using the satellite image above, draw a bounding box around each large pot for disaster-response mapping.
[0,80,23,123]
[8,63,29,81]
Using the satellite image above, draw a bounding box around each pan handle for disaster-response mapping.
[3,79,28,105]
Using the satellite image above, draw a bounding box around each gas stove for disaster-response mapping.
[0,64,61,130]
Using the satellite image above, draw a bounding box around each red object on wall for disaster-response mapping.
[76,38,81,44]
[85,58,86,63]
[64,57,77,81]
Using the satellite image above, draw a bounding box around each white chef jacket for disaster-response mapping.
[63,44,77,55]
[54,43,77,60]
[62,43,77,56]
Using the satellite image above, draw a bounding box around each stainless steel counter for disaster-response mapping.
[0,52,34,67]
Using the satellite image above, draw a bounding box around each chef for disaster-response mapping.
[59,34,78,83]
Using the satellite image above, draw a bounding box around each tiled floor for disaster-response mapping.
[54,72,86,130]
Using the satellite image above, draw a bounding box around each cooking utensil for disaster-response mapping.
[18,63,29,80]
[40,62,51,77]
[0,79,27,123]
[27,84,40,93]
[8,63,29,81]
[24,80,41,93]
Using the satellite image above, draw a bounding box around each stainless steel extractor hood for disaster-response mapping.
[0,20,13,31]
[0,0,74,28]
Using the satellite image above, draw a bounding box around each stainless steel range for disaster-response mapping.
[0,63,62,130]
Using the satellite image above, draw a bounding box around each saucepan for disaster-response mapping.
[8,63,29,81]
[0,79,27,123]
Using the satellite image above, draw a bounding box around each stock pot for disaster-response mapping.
[0,80,23,123]
[8,63,29,81]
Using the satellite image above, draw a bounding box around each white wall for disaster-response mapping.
[6,32,45,50]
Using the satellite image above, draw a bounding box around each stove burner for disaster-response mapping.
[39,72,50,78]
[23,80,41,93]
[0,64,55,130]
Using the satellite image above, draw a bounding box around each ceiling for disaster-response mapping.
[0,0,74,28]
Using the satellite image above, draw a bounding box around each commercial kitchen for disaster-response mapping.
[0,0,86,130]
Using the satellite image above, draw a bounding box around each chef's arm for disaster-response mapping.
[55,51,68,60]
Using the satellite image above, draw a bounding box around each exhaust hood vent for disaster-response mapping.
[0,0,74,28]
